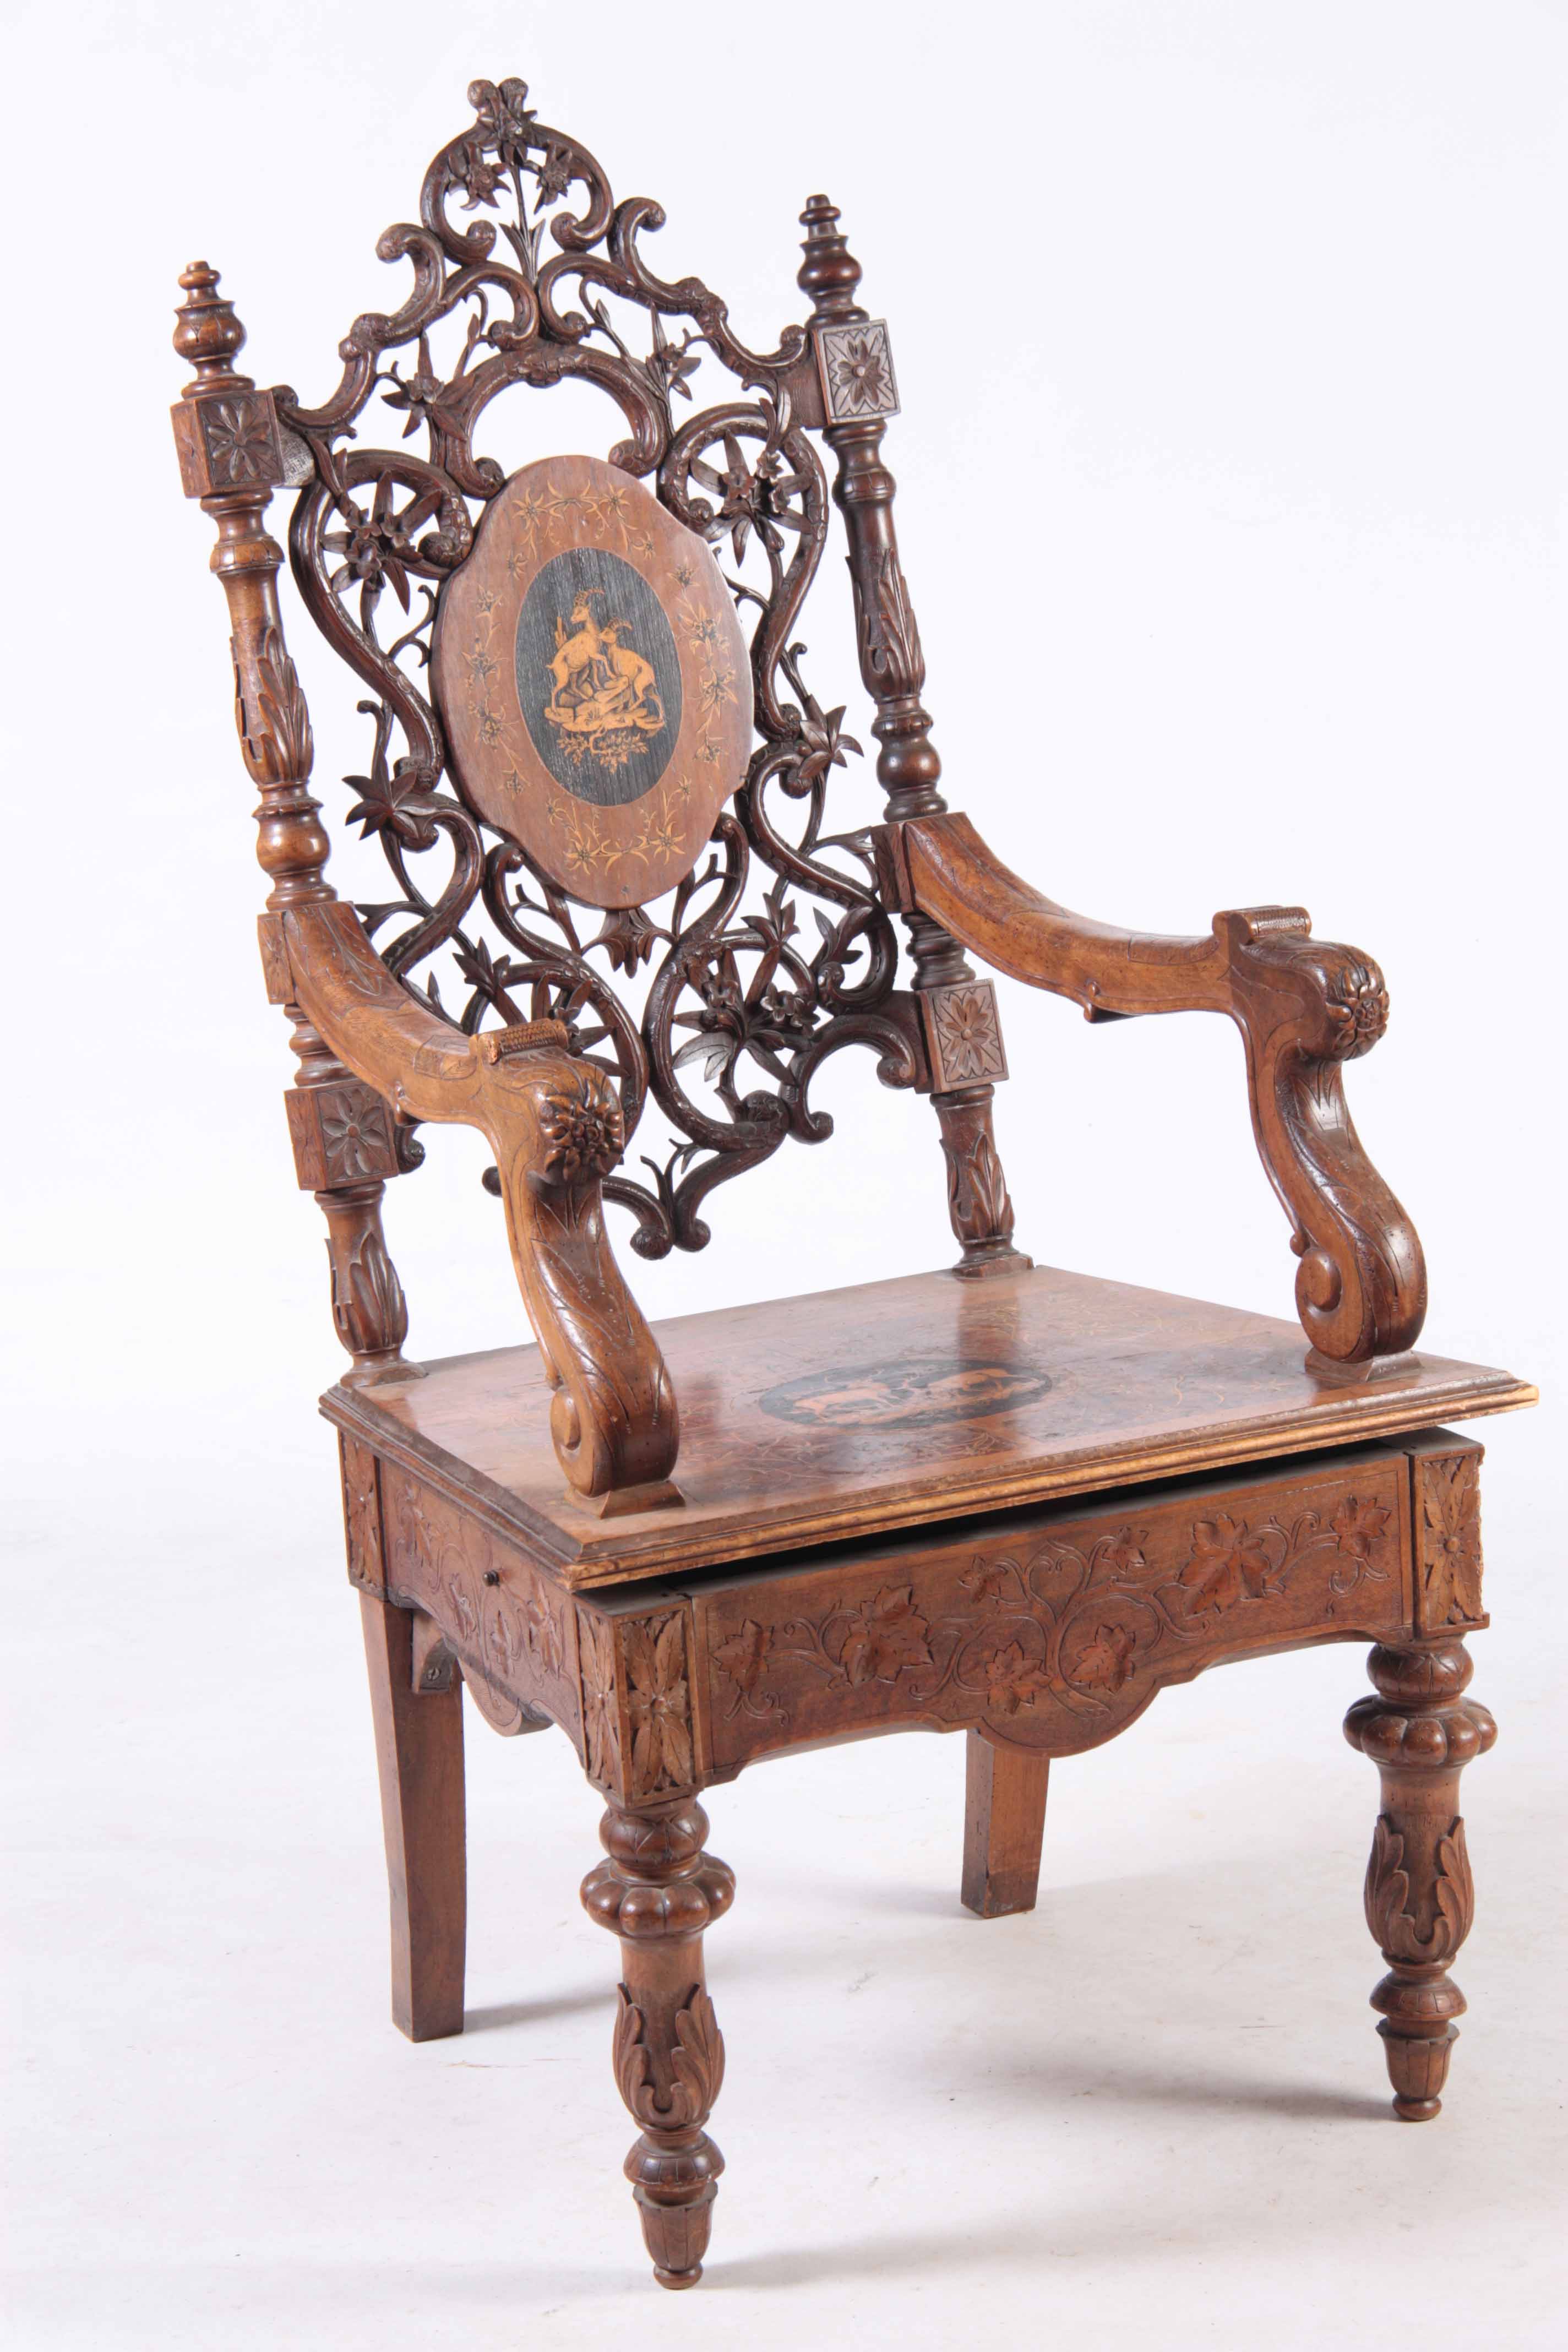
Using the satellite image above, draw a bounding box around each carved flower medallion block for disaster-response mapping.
[920,978,1009,1090]
[812,319,901,424]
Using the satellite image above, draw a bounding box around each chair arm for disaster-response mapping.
[881,812,1426,1364]
[273,901,680,1507]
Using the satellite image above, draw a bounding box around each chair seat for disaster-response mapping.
[324,1265,1531,1589]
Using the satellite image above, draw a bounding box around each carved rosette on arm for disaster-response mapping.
[432,454,752,909]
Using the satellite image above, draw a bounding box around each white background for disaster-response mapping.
[3,3,1564,2345]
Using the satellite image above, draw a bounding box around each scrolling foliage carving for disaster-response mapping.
[276,77,917,1259]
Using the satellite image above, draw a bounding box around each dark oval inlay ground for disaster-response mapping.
[516,546,683,807]
[759,1355,1052,1432]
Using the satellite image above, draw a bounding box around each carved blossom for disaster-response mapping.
[1420,1457,1483,1625]
[538,1074,625,1183]
[203,396,274,482]
[579,1611,619,1784]
[624,1614,694,1794]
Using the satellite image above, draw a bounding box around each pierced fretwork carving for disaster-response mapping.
[251,81,930,1266]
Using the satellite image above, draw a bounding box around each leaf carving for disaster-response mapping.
[1365,1814,1473,1964]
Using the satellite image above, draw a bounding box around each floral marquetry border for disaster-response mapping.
[431,451,753,908]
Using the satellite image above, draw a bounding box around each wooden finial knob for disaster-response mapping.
[173,260,251,391]
[798,194,864,321]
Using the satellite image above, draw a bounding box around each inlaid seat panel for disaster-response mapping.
[324,1263,1531,1587]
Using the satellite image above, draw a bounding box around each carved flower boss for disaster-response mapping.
[538,1073,625,1183]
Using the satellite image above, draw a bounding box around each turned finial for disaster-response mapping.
[797,195,865,322]
[173,260,252,396]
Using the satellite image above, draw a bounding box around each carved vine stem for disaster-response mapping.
[581,1801,736,2289]
[797,202,1026,1279]
[1343,1640,1495,2118]
[171,264,419,1386]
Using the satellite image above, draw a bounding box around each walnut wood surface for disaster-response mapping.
[347,1423,1475,1814]
[582,1801,734,2286]
[277,899,679,1502]
[360,1591,466,2041]
[1345,1635,1494,2119]
[884,812,1424,1365]
[168,72,1534,2292]
[962,1736,1049,1918]
[324,1265,1532,1587]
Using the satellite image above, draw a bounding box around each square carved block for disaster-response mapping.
[170,385,287,499]
[1409,1436,1487,1632]
[920,979,1009,1090]
[339,1434,385,1596]
[812,319,901,424]
[285,1081,401,1191]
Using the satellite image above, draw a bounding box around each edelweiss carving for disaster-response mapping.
[537,1065,624,1183]
[706,1467,1406,1765]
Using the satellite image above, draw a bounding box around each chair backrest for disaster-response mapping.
[172,76,1026,1292]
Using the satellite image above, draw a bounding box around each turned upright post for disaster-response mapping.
[170,264,420,1385]
[798,201,1028,1279]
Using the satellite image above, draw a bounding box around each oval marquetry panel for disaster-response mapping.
[432,454,752,908]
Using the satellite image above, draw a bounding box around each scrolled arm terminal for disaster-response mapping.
[880,812,1425,1363]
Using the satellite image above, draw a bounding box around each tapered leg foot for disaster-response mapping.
[360,1593,466,2041]
[1344,1640,1494,2120]
[582,1800,734,2288]
[962,1732,1049,1917]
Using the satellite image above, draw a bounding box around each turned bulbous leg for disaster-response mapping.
[581,1799,734,2289]
[1343,1640,1495,2120]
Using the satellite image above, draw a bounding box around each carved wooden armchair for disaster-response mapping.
[171,77,1534,2290]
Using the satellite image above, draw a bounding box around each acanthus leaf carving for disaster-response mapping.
[1365,1814,1475,1967]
